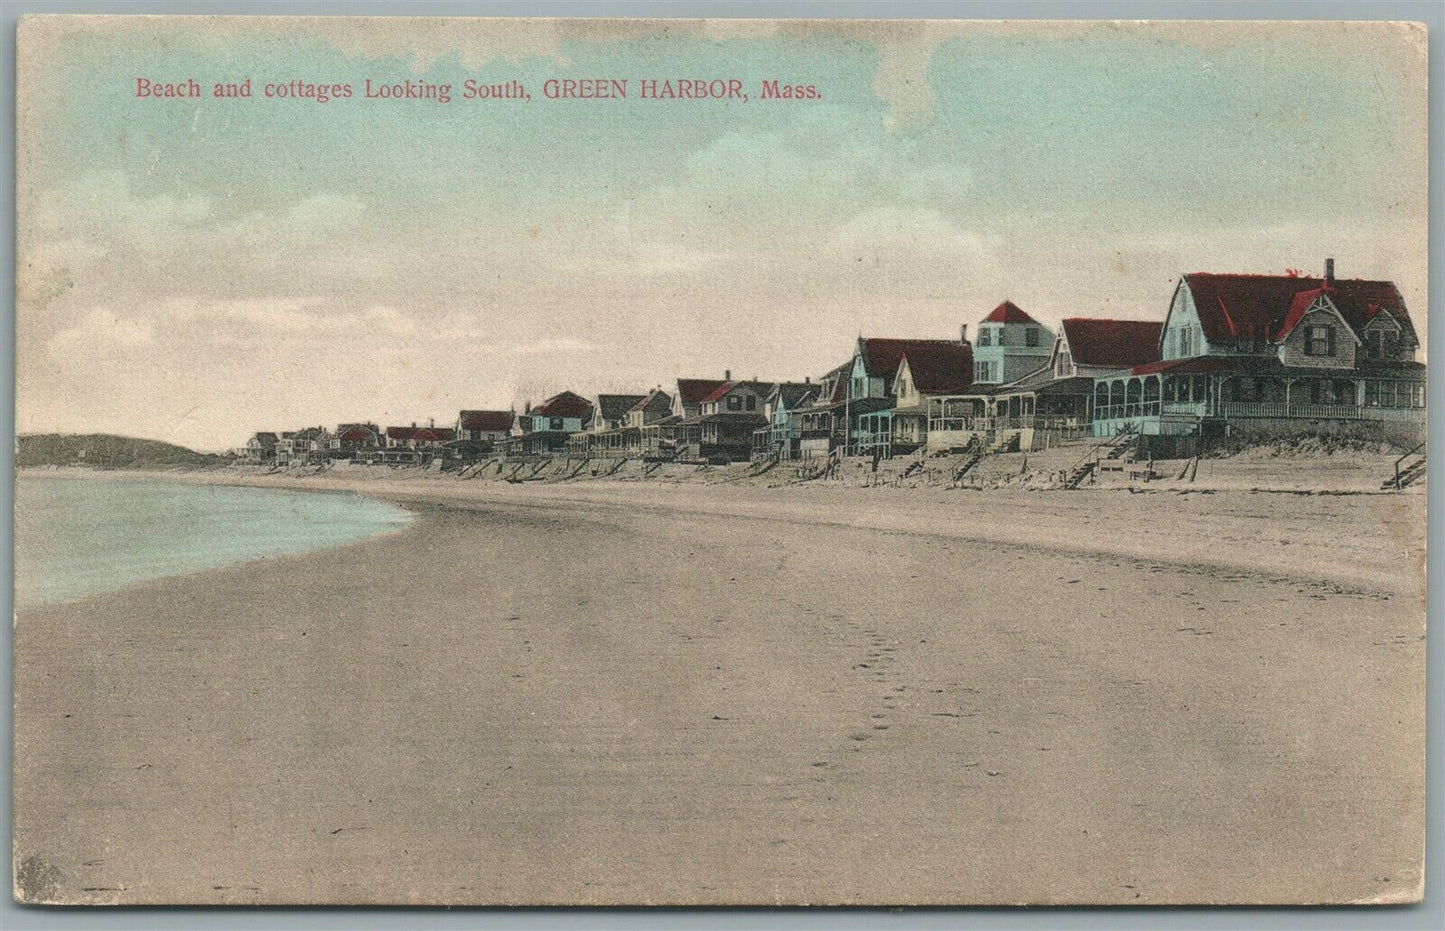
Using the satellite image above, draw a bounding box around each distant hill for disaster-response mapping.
[16,434,222,469]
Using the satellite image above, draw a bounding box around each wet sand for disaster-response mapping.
[13,480,1426,905]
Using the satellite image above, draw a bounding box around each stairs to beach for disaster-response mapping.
[1383,444,1426,490]
[1064,429,1136,489]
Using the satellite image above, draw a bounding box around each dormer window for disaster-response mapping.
[1304,325,1336,357]
[978,328,993,347]
[1025,327,1039,347]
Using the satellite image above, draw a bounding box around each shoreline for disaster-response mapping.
[15,462,1426,596]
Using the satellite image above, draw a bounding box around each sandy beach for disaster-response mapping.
[13,472,1426,905]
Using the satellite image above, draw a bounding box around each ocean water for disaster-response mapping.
[13,475,412,611]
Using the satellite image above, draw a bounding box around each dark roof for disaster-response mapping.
[771,382,818,409]
[1060,319,1163,369]
[676,378,729,405]
[1182,273,1416,348]
[858,338,965,379]
[981,300,1040,326]
[387,426,456,442]
[629,390,673,414]
[337,428,376,442]
[899,343,974,395]
[595,394,647,421]
[252,432,278,443]
[532,391,592,419]
[459,410,514,432]
[1129,357,1240,377]
[700,380,777,405]
[700,411,768,424]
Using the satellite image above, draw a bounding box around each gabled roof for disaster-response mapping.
[700,380,777,404]
[858,338,965,379]
[981,300,1040,326]
[337,427,376,442]
[629,389,674,414]
[1182,272,1416,347]
[595,394,647,421]
[532,391,592,419]
[675,378,729,406]
[899,342,975,395]
[459,410,514,432]
[1060,319,1163,368]
[770,381,818,409]
[251,432,278,443]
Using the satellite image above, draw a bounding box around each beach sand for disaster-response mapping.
[13,477,1426,905]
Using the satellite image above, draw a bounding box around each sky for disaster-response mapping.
[16,17,1429,452]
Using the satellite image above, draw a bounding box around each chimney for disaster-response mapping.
[411,421,417,428]
[1324,258,1335,284]
[961,324,969,344]
[724,369,732,381]
[805,376,811,384]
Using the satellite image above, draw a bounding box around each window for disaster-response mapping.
[1413,383,1426,408]
[1364,381,1380,407]
[727,395,743,411]
[1055,350,1070,377]
[1304,325,1336,357]
[550,417,564,431]
[978,328,993,347]
[745,396,757,411]
[1177,327,1192,357]
[1365,331,1383,360]
[1025,327,1039,348]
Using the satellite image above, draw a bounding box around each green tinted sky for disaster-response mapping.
[18,17,1428,449]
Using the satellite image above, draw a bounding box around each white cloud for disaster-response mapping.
[47,307,156,357]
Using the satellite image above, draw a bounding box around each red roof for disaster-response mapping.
[676,378,728,405]
[459,410,514,432]
[858,338,965,378]
[1060,319,1163,369]
[1182,272,1415,346]
[1129,356,1237,377]
[338,428,375,442]
[699,381,734,404]
[982,300,1039,325]
[532,391,592,419]
[899,343,974,394]
[387,426,456,442]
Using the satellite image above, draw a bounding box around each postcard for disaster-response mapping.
[13,15,1427,906]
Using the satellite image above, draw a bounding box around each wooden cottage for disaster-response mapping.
[971,301,1053,386]
[847,336,971,458]
[697,379,777,463]
[505,391,593,458]
[1092,262,1425,443]
[754,381,818,460]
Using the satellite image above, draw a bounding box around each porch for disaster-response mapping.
[1092,368,1427,437]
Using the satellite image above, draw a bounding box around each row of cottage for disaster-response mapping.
[239,263,1427,467]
